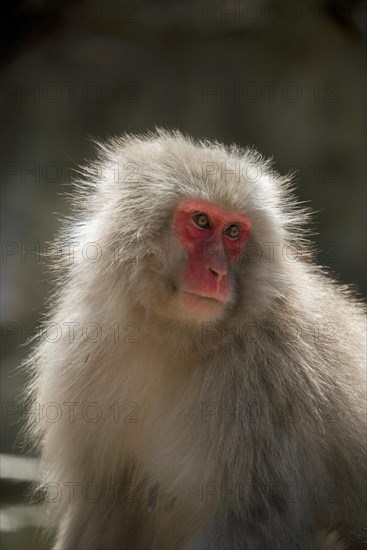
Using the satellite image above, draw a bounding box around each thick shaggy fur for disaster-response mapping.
[26,130,366,549]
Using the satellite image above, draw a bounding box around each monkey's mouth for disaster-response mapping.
[183,291,222,304]
[180,291,226,316]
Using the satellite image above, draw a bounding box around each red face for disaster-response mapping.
[173,199,251,317]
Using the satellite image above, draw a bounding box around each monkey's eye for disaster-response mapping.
[192,213,210,229]
[224,224,241,240]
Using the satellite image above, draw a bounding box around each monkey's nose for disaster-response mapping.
[208,266,226,282]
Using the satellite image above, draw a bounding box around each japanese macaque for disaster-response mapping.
[26,130,366,550]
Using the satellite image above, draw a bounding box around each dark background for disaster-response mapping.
[1,1,366,548]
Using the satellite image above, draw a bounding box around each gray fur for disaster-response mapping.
[25,130,366,549]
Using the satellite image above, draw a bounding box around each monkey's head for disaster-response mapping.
[73,130,308,329]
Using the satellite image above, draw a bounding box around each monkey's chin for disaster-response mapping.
[179,291,226,321]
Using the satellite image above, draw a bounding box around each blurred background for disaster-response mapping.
[1,0,366,548]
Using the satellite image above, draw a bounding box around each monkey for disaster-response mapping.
[25,130,366,550]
